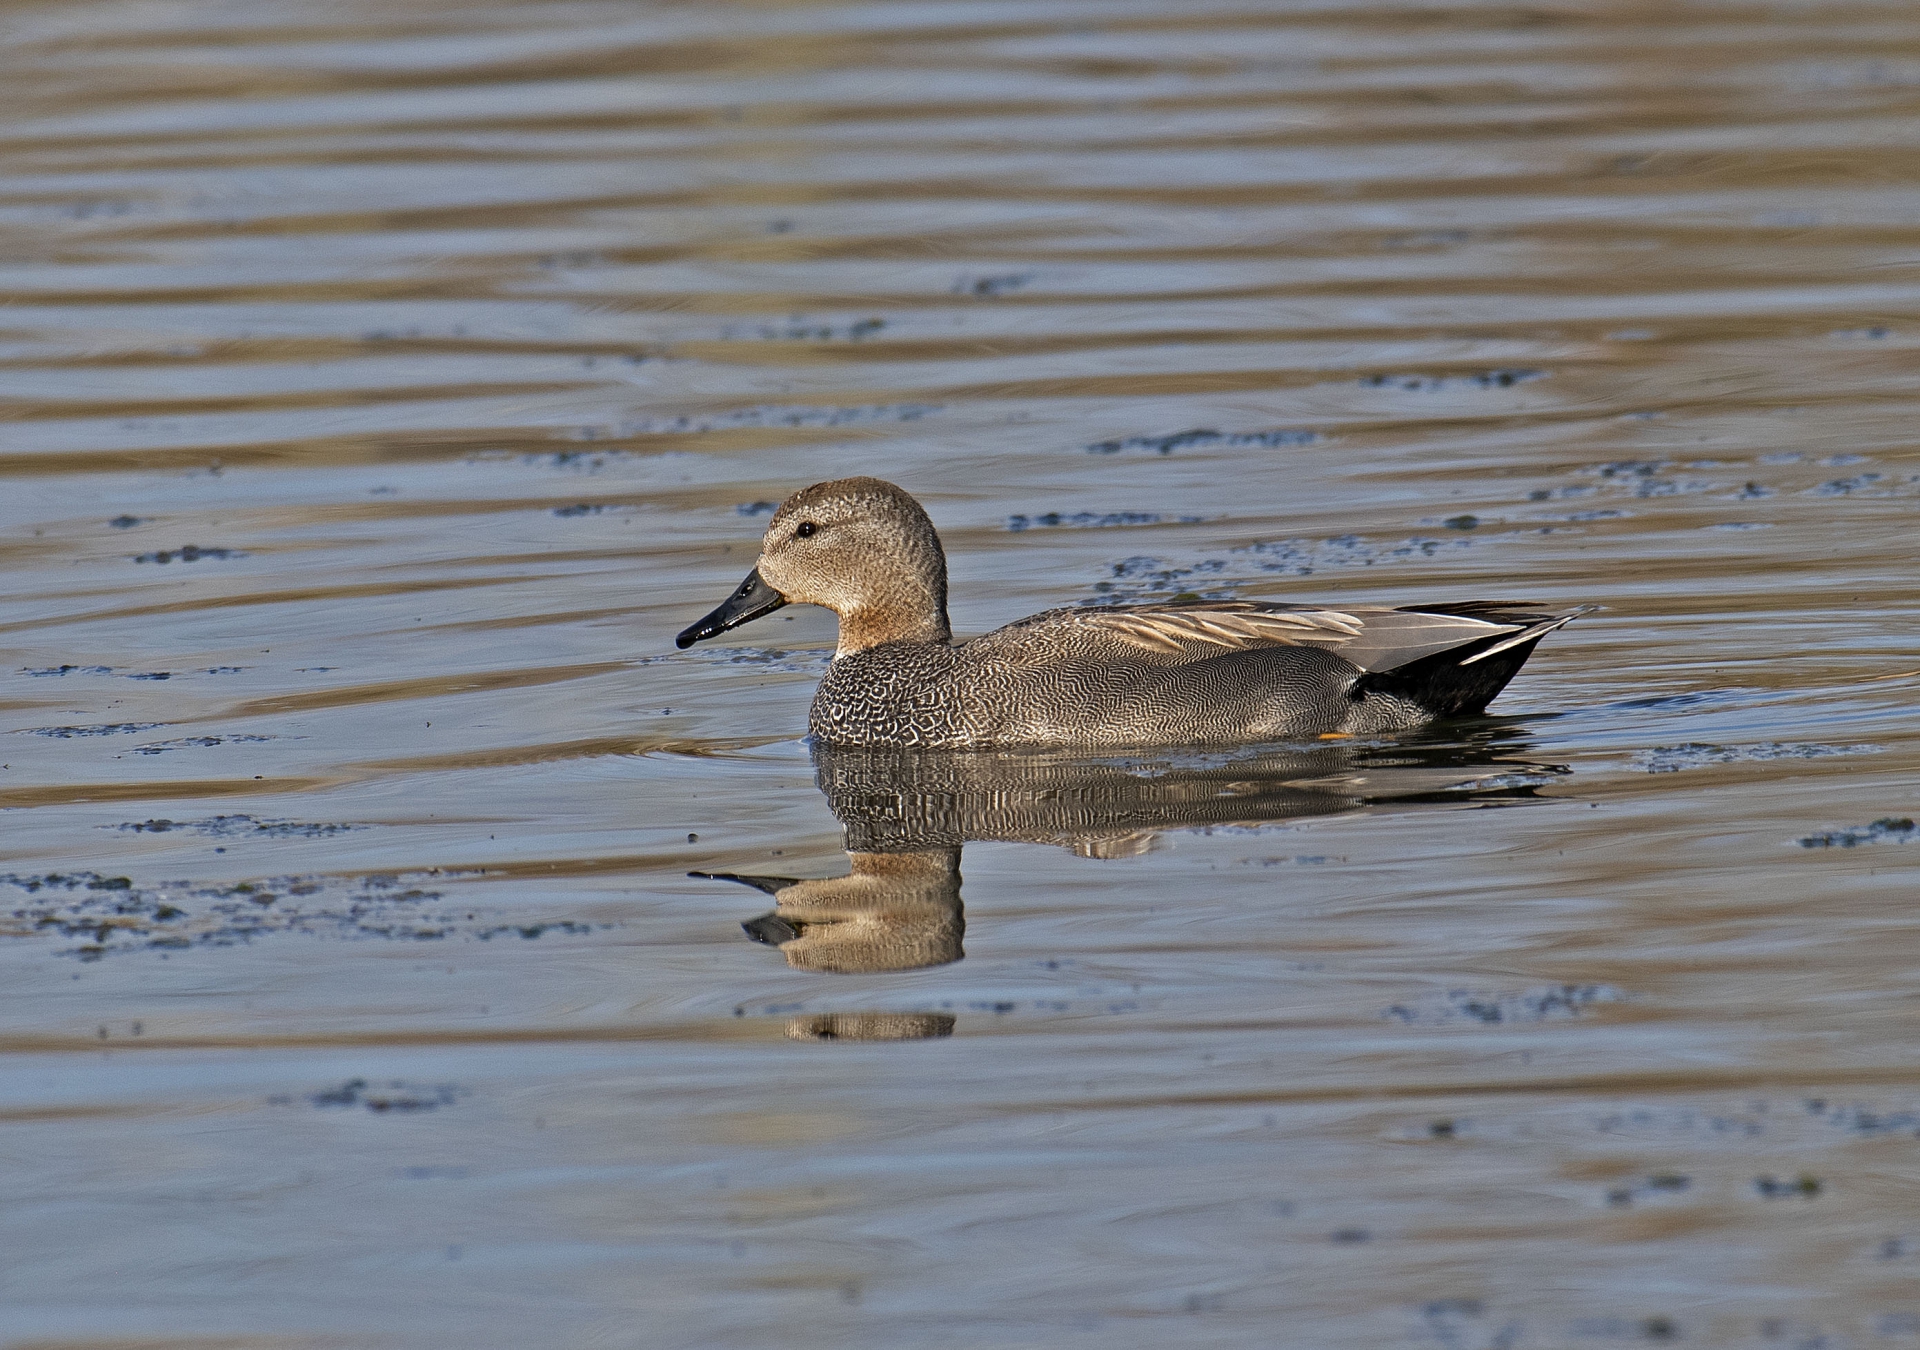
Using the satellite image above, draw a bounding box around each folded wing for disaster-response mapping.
[1068,599,1584,673]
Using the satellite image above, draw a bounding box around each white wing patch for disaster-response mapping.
[1082,605,1368,655]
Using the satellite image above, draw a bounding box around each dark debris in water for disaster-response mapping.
[1358,368,1543,392]
[1234,532,1473,577]
[1083,555,1233,605]
[1798,817,1915,848]
[1085,426,1318,456]
[1,871,135,894]
[1635,741,1883,773]
[1521,457,1722,508]
[1754,1173,1822,1200]
[1007,510,1203,532]
[720,315,886,342]
[1525,452,1920,513]
[1385,983,1621,1026]
[475,921,596,940]
[2,870,191,957]
[1804,1098,1920,1137]
[1582,458,1720,500]
[132,734,275,755]
[289,1078,466,1112]
[952,272,1032,297]
[1604,1173,1691,1208]
[1381,228,1472,249]
[519,404,942,469]
[1596,1106,1766,1139]
[551,502,629,517]
[107,515,147,528]
[1570,1316,1681,1342]
[602,402,939,439]
[1071,525,1483,604]
[133,544,243,564]
[109,815,360,839]
[1807,472,1912,496]
[0,868,612,960]
[20,665,244,680]
[736,500,777,516]
[1418,1300,1523,1350]
[18,722,166,738]
[691,646,833,675]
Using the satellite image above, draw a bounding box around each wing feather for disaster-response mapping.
[1037,599,1586,672]
[1082,604,1365,655]
[984,599,1585,673]
[1455,607,1592,664]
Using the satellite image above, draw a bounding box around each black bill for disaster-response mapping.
[675,568,788,648]
[741,913,800,947]
[687,869,796,897]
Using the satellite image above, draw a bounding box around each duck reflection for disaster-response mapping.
[698,849,965,974]
[784,1012,957,1042]
[696,731,1565,1001]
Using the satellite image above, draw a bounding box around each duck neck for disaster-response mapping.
[835,573,950,657]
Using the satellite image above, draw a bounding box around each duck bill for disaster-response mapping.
[676,568,788,648]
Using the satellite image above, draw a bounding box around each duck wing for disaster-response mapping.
[1321,601,1590,672]
[1004,599,1585,673]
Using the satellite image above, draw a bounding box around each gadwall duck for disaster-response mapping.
[676,477,1583,748]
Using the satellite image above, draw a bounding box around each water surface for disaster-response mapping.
[2,1,1918,1346]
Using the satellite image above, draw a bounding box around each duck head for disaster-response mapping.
[676,477,952,656]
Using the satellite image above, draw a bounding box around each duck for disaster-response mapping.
[676,477,1584,748]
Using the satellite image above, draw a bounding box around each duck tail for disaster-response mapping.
[1354,604,1590,718]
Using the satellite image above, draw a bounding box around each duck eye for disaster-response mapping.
[795,521,817,539]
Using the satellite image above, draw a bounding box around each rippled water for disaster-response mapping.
[3,2,1918,1345]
